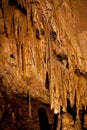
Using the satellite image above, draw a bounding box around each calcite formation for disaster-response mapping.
[0,0,87,129]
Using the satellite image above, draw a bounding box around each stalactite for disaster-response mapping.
[49,40,54,111]
[21,44,25,75]
[12,112,15,123]
[14,9,19,40]
[16,43,22,76]
[69,72,76,108]
[61,68,68,112]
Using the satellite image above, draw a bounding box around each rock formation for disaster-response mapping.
[0,0,87,129]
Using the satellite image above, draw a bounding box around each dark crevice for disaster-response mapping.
[54,51,69,69]
[79,108,84,130]
[54,114,58,130]
[17,4,27,15]
[57,54,69,68]
[0,0,2,8]
[12,15,14,29]
[10,54,15,59]
[81,106,87,130]
[21,44,24,73]
[60,108,62,130]
[45,71,50,89]
[66,61,69,69]
[9,0,27,15]
[54,85,56,93]
[44,54,46,63]
[57,54,68,61]
[35,1,40,6]
[38,108,50,130]
[67,98,76,123]
[9,0,17,5]
[50,31,57,40]
[75,68,87,78]
[36,29,40,40]
[75,68,82,77]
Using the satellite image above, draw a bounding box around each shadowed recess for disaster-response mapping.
[38,108,50,130]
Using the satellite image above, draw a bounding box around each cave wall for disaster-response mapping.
[0,0,87,129]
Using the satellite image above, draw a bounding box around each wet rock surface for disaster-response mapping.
[0,0,87,129]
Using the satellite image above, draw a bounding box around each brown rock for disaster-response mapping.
[0,0,87,129]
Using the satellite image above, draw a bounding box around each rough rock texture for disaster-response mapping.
[0,0,87,129]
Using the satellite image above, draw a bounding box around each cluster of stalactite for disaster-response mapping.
[0,0,87,128]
